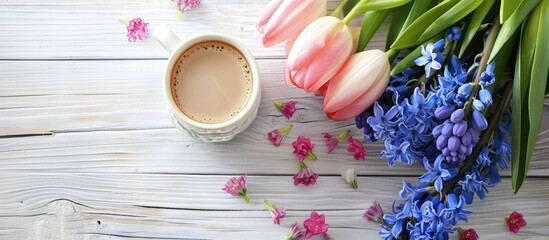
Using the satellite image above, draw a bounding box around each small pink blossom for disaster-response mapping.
[363,200,384,223]
[274,100,298,119]
[292,135,317,161]
[303,211,329,239]
[506,211,526,233]
[173,0,201,11]
[322,130,350,153]
[459,228,479,240]
[284,222,304,240]
[293,162,319,186]
[125,18,149,42]
[347,136,367,160]
[264,199,286,225]
[222,174,250,203]
[268,124,293,147]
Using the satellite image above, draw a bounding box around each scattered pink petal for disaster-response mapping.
[126,18,149,42]
[292,135,317,161]
[264,199,286,225]
[303,211,329,239]
[293,162,319,186]
[268,124,293,147]
[173,0,201,11]
[284,222,304,240]
[347,136,367,160]
[459,228,479,240]
[322,130,350,153]
[222,175,250,203]
[506,211,526,233]
[274,100,298,119]
[363,200,384,223]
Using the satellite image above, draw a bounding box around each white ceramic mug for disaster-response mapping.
[154,25,261,142]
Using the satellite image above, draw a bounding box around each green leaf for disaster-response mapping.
[546,72,549,95]
[524,0,549,192]
[501,0,523,23]
[418,0,484,44]
[343,0,411,25]
[459,0,496,57]
[390,32,445,76]
[356,0,413,12]
[386,2,413,51]
[511,23,531,195]
[512,0,549,193]
[343,0,361,15]
[357,10,391,52]
[489,0,540,63]
[386,0,436,51]
[391,0,459,49]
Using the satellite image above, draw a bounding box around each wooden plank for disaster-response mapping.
[0,0,369,60]
[1,60,548,176]
[0,173,547,239]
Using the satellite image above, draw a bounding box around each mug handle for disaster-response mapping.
[153,25,182,54]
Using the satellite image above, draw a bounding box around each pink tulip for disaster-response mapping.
[323,50,390,121]
[286,16,353,93]
[257,0,326,48]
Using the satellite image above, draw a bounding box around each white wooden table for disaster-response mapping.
[1,1,549,239]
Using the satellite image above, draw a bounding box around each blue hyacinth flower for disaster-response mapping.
[415,42,443,77]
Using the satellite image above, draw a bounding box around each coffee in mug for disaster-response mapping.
[154,25,261,142]
[171,41,253,124]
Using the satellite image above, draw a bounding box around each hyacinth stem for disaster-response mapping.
[331,0,349,17]
[441,81,512,199]
[464,17,501,117]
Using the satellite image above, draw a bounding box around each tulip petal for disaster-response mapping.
[303,27,353,92]
[288,17,347,71]
[323,50,389,113]
[326,71,389,120]
[285,36,297,55]
[263,0,326,47]
[257,0,284,34]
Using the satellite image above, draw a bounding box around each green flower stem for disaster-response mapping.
[331,0,349,17]
[336,130,351,142]
[464,16,502,117]
[280,124,294,135]
[299,161,307,169]
[343,0,371,24]
[441,81,513,200]
[118,19,130,25]
[307,151,318,160]
[386,48,399,63]
[241,194,250,204]
[264,199,276,211]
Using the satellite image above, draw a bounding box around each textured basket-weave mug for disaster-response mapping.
[154,25,261,142]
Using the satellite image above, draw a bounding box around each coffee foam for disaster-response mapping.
[171,41,253,124]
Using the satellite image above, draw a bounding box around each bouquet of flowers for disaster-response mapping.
[258,0,548,239]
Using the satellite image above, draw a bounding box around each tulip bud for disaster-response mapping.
[257,0,327,48]
[286,16,353,94]
[323,50,390,120]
